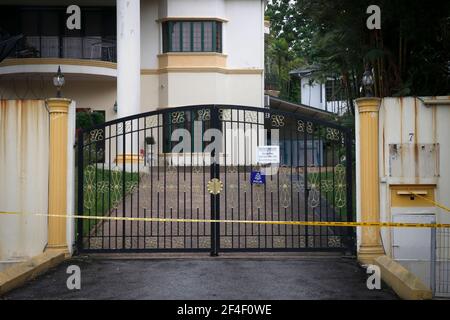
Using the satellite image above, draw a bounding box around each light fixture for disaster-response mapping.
[53,65,65,98]
[113,100,118,113]
[361,66,374,97]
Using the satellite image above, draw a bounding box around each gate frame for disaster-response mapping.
[76,104,355,254]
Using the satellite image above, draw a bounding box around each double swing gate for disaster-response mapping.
[77,105,354,254]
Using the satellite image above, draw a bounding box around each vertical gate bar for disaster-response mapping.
[311,124,316,248]
[243,112,248,248]
[88,132,92,249]
[290,125,294,249]
[122,121,126,249]
[303,123,309,248]
[296,124,301,249]
[101,130,105,249]
[130,120,134,248]
[164,115,167,249]
[236,113,241,249]
[108,126,112,250]
[249,116,254,243]
[137,118,140,249]
[224,112,228,247]
[77,129,84,252]
[115,123,119,249]
[323,126,329,247]
[430,223,436,296]
[345,129,355,253]
[318,127,323,248]
[210,106,220,256]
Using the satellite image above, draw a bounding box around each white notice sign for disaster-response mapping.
[256,146,280,164]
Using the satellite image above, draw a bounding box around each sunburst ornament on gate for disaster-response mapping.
[207,178,223,195]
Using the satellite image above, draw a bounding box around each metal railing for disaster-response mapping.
[432,227,450,298]
[9,35,117,62]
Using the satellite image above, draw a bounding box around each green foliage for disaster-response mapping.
[76,111,105,130]
[76,112,94,130]
[266,0,450,117]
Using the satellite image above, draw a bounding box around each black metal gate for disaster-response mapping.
[77,105,354,254]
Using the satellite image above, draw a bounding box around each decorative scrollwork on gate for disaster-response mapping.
[278,166,292,209]
[117,121,132,134]
[83,165,97,210]
[197,109,211,121]
[328,236,341,248]
[306,164,347,209]
[271,114,285,127]
[307,169,321,208]
[83,165,137,211]
[171,111,185,124]
[89,129,104,142]
[145,115,158,128]
[334,164,347,208]
[297,120,314,134]
[326,128,341,141]
[219,109,231,121]
[244,111,258,123]
[226,166,249,209]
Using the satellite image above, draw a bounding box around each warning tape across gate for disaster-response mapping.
[1,191,449,229]
[0,212,449,229]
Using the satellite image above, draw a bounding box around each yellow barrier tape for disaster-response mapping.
[1,211,449,228]
[410,192,450,212]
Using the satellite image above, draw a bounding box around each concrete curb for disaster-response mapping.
[0,250,66,296]
[374,255,432,300]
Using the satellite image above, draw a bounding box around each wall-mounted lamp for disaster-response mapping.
[362,66,374,97]
[113,100,118,113]
[53,65,65,98]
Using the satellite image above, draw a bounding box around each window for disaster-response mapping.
[325,79,344,102]
[162,21,222,53]
[0,6,116,61]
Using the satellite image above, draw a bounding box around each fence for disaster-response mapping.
[432,227,450,298]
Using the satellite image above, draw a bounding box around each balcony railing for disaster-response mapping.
[9,35,117,63]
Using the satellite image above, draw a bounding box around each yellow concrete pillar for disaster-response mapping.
[356,97,385,264]
[46,98,71,250]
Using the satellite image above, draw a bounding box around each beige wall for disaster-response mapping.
[0,78,116,120]
[0,100,49,264]
[356,96,450,288]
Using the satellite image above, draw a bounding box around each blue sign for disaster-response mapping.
[250,171,265,185]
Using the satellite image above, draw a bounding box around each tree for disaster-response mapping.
[266,0,450,115]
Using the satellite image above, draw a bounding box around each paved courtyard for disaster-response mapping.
[2,256,397,300]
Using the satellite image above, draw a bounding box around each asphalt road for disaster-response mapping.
[2,256,397,300]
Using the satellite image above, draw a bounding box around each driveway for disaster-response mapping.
[2,256,397,300]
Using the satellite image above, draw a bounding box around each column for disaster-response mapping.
[356,97,385,264]
[47,98,71,250]
[116,0,141,164]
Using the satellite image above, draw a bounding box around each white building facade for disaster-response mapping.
[289,67,347,115]
[0,0,266,121]
[0,0,266,266]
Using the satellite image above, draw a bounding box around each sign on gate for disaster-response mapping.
[256,146,280,164]
[250,171,265,185]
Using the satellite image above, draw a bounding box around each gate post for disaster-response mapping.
[355,97,385,264]
[46,98,72,252]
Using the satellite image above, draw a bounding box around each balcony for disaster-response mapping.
[10,35,116,63]
[0,6,117,78]
[0,6,116,63]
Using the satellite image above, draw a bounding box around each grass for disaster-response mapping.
[306,168,356,221]
[75,166,139,237]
